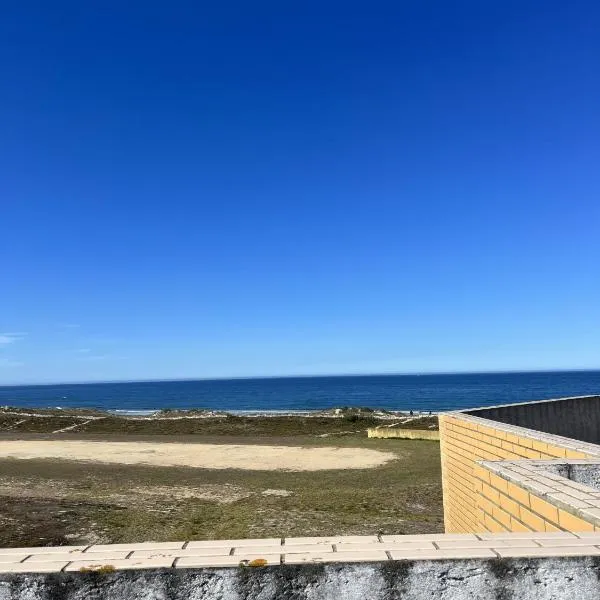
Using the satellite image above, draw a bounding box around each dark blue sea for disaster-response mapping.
[0,371,599,414]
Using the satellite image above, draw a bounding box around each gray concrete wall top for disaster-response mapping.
[3,533,600,598]
[3,558,600,599]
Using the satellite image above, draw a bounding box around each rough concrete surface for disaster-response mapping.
[2,558,600,599]
[568,465,600,490]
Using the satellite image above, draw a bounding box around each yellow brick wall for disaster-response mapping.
[472,462,597,533]
[439,413,593,533]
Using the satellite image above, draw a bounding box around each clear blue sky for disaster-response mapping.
[1,1,599,384]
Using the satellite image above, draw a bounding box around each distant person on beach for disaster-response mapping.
[410,410,414,416]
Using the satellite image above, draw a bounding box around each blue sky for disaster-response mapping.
[1,1,599,384]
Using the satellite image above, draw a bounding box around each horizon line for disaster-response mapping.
[1,367,599,388]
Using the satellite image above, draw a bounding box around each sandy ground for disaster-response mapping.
[0,440,395,471]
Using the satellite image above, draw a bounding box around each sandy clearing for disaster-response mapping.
[0,440,395,471]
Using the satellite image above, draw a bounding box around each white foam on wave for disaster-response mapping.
[109,409,158,416]
[228,409,315,415]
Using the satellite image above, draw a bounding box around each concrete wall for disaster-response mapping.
[466,396,600,445]
[566,464,600,490]
[439,412,600,533]
[4,558,600,599]
[367,428,440,440]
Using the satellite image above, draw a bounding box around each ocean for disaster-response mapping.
[0,370,599,413]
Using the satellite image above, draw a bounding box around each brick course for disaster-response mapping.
[440,409,600,534]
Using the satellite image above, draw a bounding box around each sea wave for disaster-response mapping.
[109,409,158,416]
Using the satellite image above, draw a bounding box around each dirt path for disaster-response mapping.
[0,440,395,471]
[52,418,106,434]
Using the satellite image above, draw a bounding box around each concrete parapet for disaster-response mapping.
[367,428,440,440]
[3,534,600,598]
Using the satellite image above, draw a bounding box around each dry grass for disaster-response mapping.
[0,420,442,547]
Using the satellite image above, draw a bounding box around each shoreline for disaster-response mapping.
[0,405,439,435]
[1,406,439,419]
